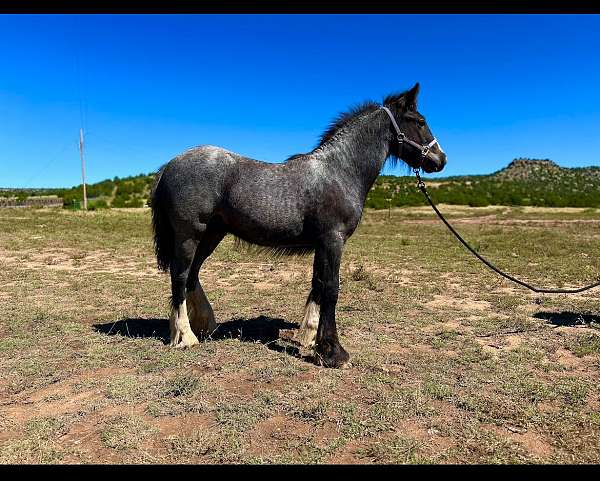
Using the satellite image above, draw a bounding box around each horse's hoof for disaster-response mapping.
[314,343,351,369]
[173,340,199,349]
[171,332,200,349]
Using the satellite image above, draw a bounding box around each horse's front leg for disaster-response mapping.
[313,234,350,368]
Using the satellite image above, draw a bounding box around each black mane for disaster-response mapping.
[318,101,379,146]
[317,89,411,147]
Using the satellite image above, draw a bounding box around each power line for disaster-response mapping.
[20,140,75,188]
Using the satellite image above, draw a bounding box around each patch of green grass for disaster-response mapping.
[553,377,589,406]
[357,435,423,464]
[166,428,245,464]
[165,431,215,460]
[71,379,102,394]
[146,397,208,418]
[105,375,146,402]
[369,387,436,427]
[291,400,329,424]
[214,400,270,432]
[348,263,381,291]
[456,340,493,365]
[0,414,82,464]
[0,438,65,464]
[100,414,157,451]
[505,343,547,364]
[24,415,74,440]
[568,334,600,357]
[423,378,454,401]
[447,425,535,464]
[162,373,201,398]
[333,402,364,438]
[431,328,461,349]
[503,375,554,405]
[138,349,191,374]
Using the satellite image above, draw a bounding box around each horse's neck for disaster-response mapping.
[316,115,390,200]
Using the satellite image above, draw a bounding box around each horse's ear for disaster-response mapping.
[405,82,420,110]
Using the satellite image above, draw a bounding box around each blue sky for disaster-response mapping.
[1,14,600,188]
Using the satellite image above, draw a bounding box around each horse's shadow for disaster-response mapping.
[533,311,600,327]
[93,315,301,356]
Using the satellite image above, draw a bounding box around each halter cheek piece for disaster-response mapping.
[380,106,440,169]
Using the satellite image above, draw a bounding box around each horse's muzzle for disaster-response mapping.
[422,152,447,173]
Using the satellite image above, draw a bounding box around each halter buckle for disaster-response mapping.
[414,168,425,191]
[397,132,405,144]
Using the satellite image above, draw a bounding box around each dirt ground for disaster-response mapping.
[0,205,599,464]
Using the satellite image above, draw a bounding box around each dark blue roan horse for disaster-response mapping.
[150,83,446,368]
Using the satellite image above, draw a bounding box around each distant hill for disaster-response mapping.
[2,158,600,209]
[494,158,562,180]
[366,158,600,209]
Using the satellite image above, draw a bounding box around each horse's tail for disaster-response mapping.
[150,164,173,272]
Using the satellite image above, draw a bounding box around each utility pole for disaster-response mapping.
[79,128,87,210]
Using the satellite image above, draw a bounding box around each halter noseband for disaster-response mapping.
[380,106,440,166]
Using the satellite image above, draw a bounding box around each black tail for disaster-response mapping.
[150,164,173,272]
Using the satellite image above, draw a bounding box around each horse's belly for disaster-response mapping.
[221,194,308,246]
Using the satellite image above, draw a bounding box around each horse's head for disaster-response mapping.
[384,83,447,174]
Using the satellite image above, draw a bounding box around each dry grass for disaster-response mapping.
[0,205,599,464]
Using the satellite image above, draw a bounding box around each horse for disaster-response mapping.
[150,82,446,368]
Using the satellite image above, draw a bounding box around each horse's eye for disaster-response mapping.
[417,119,425,127]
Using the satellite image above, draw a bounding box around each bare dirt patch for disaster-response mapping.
[425,294,492,312]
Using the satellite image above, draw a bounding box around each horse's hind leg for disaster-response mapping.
[186,225,226,337]
[295,264,321,348]
[170,236,200,348]
[186,281,215,337]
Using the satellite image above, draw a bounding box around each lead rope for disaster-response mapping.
[413,169,600,294]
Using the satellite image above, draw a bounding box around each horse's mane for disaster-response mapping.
[284,88,412,163]
[317,90,411,147]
